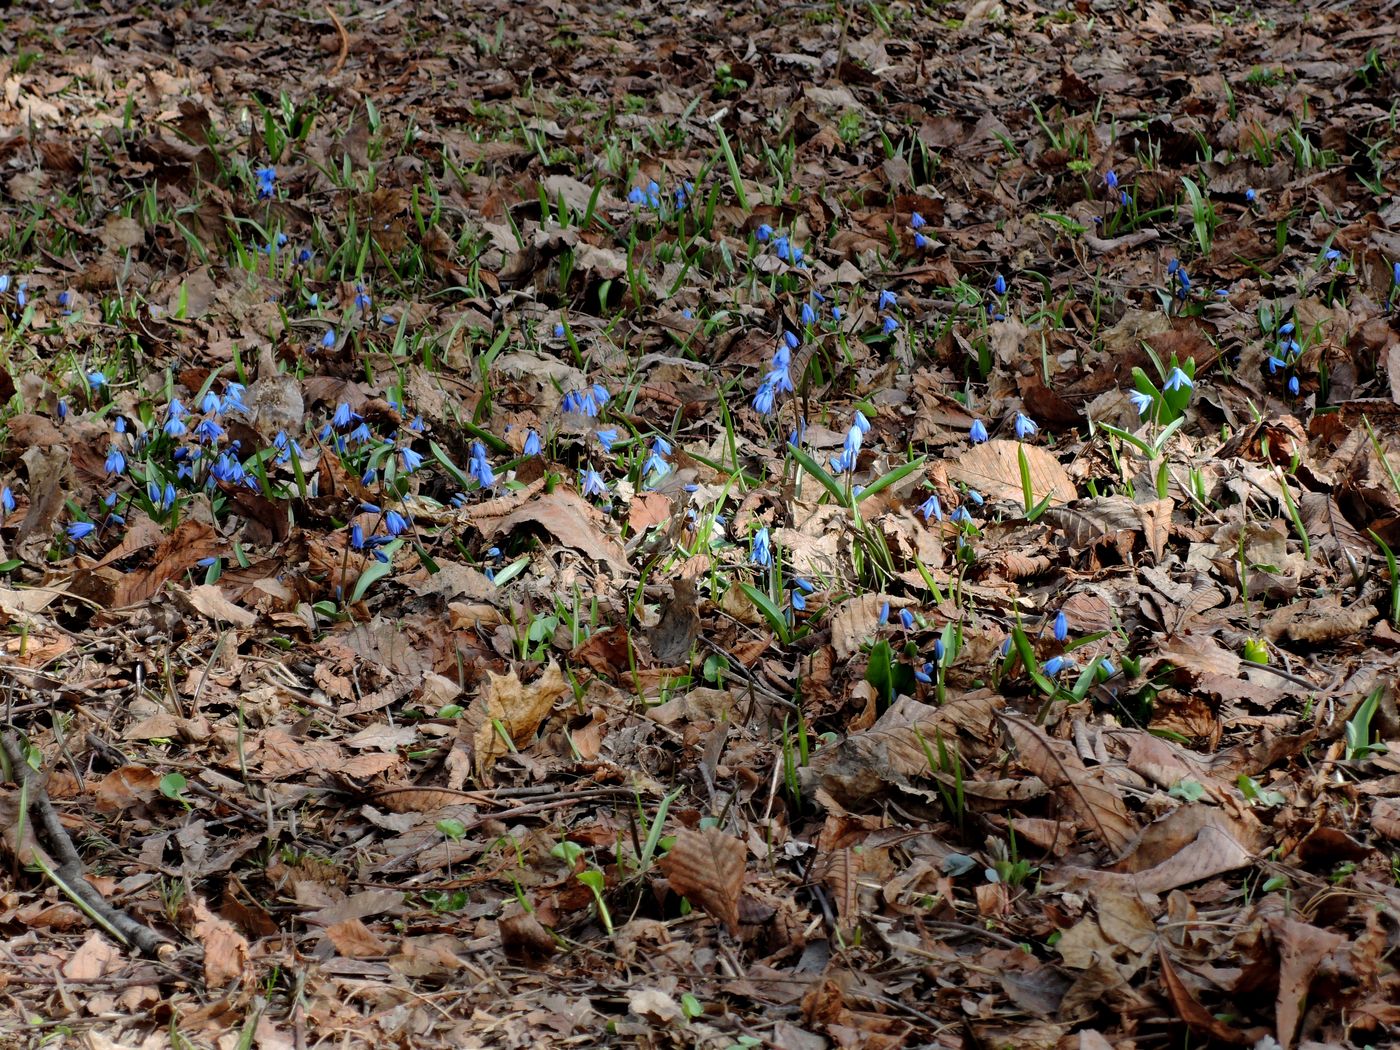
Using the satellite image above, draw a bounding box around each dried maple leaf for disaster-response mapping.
[660,827,745,934]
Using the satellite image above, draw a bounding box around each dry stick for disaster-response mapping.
[325,3,349,77]
[0,732,171,958]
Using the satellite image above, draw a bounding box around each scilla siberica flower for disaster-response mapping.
[882,316,899,335]
[969,419,988,444]
[523,430,542,456]
[1014,412,1038,440]
[877,290,897,311]
[400,446,423,473]
[919,493,943,522]
[993,273,1007,296]
[104,448,125,475]
[1043,656,1074,676]
[469,442,495,487]
[1163,367,1193,392]
[384,509,409,536]
[67,521,96,541]
[755,224,773,242]
[911,211,926,229]
[899,608,915,629]
[581,467,609,500]
[750,527,772,568]
[1053,610,1068,643]
[1129,390,1155,416]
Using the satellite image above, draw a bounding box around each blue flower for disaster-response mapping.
[1176,267,1192,298]
[755,224,773,242]
[222,383,249,415]
[1,487,14,514]
[254,166,276,199]
[831,305,843,320]
[1100,658,1116,677]
[523,430,542,456]
[350,523,365,550]
[354,285,371,311]
[627,186,645,205]
[67,521,96,541]
[554,323,565,338]
[919,493,943,522]
[400,447,424,473]
[1104,170,1118,190]
[1053,610,1068,643]
[581,467,609,500]
[0,275,8,293]
[993,273,1007,296]
[1393,261,1400,286]
[750,527,772,568]
[652,436,672,456]
[469,442,495,487]
[950,506,973,525]
[879,601,890,625]
[104,448,125,475]
[852,410,871,434]
[643,447,671,479]
[899,608,915,629]
[800,302,816,326]
[88,371,107,390]
[194,418,223,443]
[384,509,409,536]
[1014,412,1038,439]
[877,290,897,311]
[969,419,988,443]
[791,589,806,612]
[882,316,899,335]
[1245,188,1256,202]
[773,236,790,260]
[752,377,778,415]
[200,390,222,416]
[1129,390,1155,416]
[783,330,799,351]
[163,416,187,438]
[1163,367,1193,392]
[911,211,926,228]
[1043,656,1074,677]
[794,578,815,593]
[933,639,946,663]
[321,329,336,350]
[914,233,928,249]
[595,428,618,452]
[1288,375,1300,396]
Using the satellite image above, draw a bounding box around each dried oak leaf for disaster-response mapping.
[1000,714,1136,856]
[464,662,570,776]
[660,826,745,934]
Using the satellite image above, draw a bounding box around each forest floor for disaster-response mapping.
[0,0,1399,1047]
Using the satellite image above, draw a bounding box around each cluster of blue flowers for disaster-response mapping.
[752,331,797,416]
[254,166,276,200]
[562,383,610,417]
[1265,320,1303,397]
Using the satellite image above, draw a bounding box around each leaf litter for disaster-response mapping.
[0,0,1398,1047]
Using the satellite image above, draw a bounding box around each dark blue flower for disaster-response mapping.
[67,521,96,541]
[933,639,945,663]
[0,487,14,514]
[1043,656,1074,676]
[755,223,773,242]
[384,509,409,536]
[1288,375,1300,396]
[254,166,276,199]
[899,608,915,629]
[1104,170,1118,190]
[993,273,1007,296]
[1053,610,1068,643]
[1245,188,1256,202]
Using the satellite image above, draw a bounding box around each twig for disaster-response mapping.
[1,732,171,958]
[325,3,349,77]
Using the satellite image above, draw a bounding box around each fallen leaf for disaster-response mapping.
[949,439,1075,506]
[660,826,745,933]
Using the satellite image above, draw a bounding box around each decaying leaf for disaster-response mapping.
[660,826,745,933]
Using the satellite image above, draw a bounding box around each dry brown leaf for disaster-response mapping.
[1270,916,1349,1050]
[325,918,389,958]
[660,826,745,933]
[1156,945,1261,1045]
[465,662,570,775]
[92,766,162,814]
[1000,715,1136,855]
[473,487,629,576]
[948,439,1075,506]
[186,896,249,989]
[185,584,257,627]
[62,932,123,981]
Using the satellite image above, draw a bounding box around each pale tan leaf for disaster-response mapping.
[948,439,1075,506]
[185,584,256,627]
[62,932,123,980]
[660,826,745,933]
[472,487,629,576]
[1000,714,1136,855]
[186,896,249,989]
[325,918,389,958]
[466,662,570,775]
